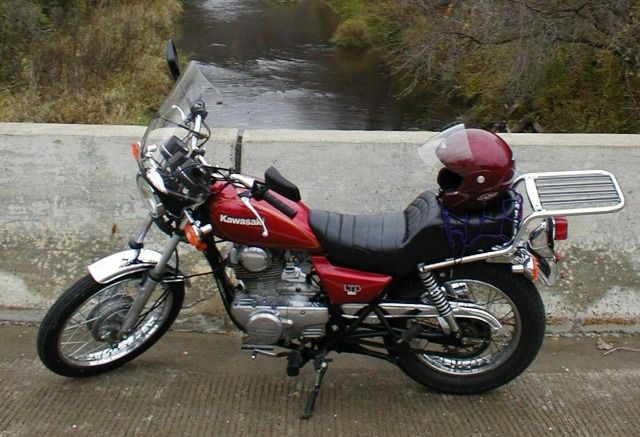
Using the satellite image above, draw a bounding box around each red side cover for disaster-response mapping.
[312,256,392,304]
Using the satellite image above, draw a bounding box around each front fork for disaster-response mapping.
[117,216,183,338]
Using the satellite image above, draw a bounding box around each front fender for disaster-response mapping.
[88,249,178,284]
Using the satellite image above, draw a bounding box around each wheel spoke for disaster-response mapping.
[416,278,522,375]
[63,315,100,331]
[56,278,174,367]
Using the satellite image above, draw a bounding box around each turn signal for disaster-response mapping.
[552,216,568,240]
[530,258,539,282]
[184,223,207,251]
[131,141,141,160]
[512,256,539,282]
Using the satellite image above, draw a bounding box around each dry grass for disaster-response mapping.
[0,0,182,124]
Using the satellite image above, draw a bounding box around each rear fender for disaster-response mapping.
[88,249,181,284]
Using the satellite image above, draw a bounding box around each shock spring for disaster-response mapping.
[418,270,452,317]
[418,267,461,335]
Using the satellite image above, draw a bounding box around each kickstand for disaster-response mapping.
[301,356,331,419]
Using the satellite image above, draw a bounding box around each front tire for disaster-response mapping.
[394,264,545,394]
[37,272,184,377]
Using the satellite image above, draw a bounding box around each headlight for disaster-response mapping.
[145,165,167,193]
[136,174,165,217]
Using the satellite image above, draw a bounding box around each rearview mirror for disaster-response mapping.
[166,39,181,81]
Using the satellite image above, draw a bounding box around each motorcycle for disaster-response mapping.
[37,44,626,418]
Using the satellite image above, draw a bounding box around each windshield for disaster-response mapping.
[141,61,221,155]
[418,124,473,181]
[136,62,221,208]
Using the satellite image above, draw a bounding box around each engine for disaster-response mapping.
[228,245,328,345]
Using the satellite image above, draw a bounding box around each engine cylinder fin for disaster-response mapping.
[234,261,284,295]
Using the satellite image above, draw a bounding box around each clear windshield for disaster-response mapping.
[136,61,221,207]
[418,124,473,180]
[141,61,220,156]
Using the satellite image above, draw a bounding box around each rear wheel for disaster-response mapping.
[37,272,184,377]
[393,264,545,394]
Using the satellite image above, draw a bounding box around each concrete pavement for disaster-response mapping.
[1,324,639,436]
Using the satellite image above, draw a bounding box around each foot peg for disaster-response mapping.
[287,350,302,377]
[402,323,424,342]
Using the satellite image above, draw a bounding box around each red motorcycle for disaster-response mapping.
[37,50,625,418]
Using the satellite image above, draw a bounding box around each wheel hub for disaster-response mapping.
[86,295,133,342]
[443,318,492,357]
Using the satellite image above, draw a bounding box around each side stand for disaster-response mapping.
[302,356,331,419]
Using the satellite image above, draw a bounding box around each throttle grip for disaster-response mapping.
[262,191,297,219]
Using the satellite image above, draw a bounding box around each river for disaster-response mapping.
[177,0,460,131]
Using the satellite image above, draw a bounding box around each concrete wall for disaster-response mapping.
[1,123,638,333]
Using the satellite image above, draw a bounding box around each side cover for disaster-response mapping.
[312,256,392,304]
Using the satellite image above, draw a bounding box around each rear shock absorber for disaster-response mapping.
[417,266,461,336]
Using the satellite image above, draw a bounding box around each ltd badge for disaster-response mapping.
[344,284,362,296]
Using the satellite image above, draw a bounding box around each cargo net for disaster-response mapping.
[441,190,523,258]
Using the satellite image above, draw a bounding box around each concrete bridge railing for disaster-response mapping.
[1,123,638,333]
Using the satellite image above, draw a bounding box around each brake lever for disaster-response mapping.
[171,105,187,122]
[239,194,268,238]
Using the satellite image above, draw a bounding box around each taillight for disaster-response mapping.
[551,216,568,240]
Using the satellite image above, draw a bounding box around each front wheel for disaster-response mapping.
[37,272,184,377]
[393,264,545,394]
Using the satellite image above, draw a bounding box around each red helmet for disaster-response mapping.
[436,128,515,212]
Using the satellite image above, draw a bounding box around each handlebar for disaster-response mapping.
[261,190,298,219]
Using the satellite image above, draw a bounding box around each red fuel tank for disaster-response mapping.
[207,181,322,252]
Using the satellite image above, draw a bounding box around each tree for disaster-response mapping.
[380,0,640,132]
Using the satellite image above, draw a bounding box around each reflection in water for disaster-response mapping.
[178,0,459,130]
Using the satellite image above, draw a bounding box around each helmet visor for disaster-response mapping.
[419,124,474,170]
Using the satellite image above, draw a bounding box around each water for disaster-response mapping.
[177,0,459,130]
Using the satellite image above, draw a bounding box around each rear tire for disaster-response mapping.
[394,264,545,394]
[37,272,184,377]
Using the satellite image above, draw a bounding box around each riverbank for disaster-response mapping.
[0,0,181,125]
[327,0,640,133]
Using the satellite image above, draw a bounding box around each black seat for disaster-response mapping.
[308,210,408,274]
[309,191,446,275]
[309,191,516,276]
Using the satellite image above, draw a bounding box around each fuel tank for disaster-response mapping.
[206,181,322,252]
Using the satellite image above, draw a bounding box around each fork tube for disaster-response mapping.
[129,215,154,250]
[135,216,154,244]
[117,233,182,337]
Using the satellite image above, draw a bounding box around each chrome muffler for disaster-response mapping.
[340,301,502,331]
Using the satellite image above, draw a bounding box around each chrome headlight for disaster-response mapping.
[136,174,165,217]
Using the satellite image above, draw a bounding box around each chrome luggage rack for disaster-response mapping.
[421,170,625,271]
[515,170,625,234]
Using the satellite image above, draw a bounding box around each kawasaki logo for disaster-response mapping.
[219,214,262,227]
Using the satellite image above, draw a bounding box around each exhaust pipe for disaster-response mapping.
[340,301,502,331]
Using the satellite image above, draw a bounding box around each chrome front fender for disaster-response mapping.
[88,249,177,284]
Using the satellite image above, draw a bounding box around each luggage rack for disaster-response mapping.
[421,170,625,271]
[514,170,625,240]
